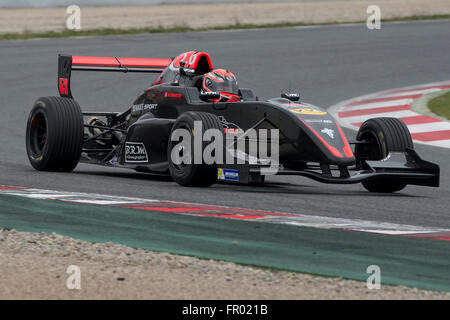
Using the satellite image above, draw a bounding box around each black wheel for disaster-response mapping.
[355,117,413,193]
[168,111,224,187]
[26,96,84,172]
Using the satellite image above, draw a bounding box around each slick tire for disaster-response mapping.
[26,96,84,172]
[355,117,413,193]
[168,111,224,187]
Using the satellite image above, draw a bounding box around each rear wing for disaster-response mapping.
[57,54,173,98]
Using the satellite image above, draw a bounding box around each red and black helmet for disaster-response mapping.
[201,69,240,102]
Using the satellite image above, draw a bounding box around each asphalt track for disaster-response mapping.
[1,20,449,228]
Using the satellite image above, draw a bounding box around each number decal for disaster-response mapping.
[180,53,187,65]
[188,53,197,66]
[59,78,69,95]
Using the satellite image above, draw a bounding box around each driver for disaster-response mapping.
[201,69,240,102]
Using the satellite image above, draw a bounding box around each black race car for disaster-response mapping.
[25,51,439,192]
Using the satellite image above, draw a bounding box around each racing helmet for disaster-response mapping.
[201,69,240,102]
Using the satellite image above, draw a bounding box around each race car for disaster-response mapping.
[25,51,439,192]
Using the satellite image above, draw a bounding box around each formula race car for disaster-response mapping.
[25,51,439,192]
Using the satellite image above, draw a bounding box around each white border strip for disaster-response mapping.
[1,185,449,237]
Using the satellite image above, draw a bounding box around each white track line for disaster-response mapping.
[374,88,442,99]
[426,140,450,148]
[407,122,450,134]
[339,110,418,125]
[342,99,413,111]
[1,188,159,205]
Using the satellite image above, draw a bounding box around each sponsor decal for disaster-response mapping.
[218,116,242,134]
[125,142,148,163]
[290,107,327,115]
[304,119,333,123]
[321,128,335,138]
[284,102,305,107]
[131,103,157,113]
[165,92,183,98]
[283,103,327,115]
[217,168,239,181]
[202,91,221,98]
[109,154,119,165]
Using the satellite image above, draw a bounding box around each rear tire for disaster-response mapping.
[355,117,413,193]
[168,111,224,187]
[26,96,84,172]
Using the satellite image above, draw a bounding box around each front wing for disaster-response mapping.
[218,149,439,188]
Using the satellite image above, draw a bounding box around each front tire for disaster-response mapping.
[355,117,413,193]
[168,111,224,187]
[26,96,84,172]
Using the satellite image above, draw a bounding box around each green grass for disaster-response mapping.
[428,91,450,120]
[1,14,449,41]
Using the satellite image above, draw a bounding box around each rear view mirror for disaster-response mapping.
[200,91,221,101]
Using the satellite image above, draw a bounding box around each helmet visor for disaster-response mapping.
[213,80,239,94]
[204,75,239,94]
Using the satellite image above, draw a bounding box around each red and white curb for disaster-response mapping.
[329,81,450,148]
[1,185,450,241]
